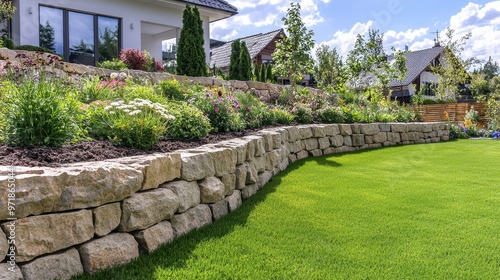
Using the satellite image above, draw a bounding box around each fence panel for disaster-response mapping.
[414,102,487,126]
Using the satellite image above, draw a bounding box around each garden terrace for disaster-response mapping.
[0,123,449,279]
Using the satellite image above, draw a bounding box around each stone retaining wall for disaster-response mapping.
[0,123,449,279]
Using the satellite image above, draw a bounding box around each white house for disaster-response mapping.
[8,0,237,66]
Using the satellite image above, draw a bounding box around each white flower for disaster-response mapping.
[110,73,119,80]
[129,110,141,116]
[104,106,112,110]
[118,72,128,80]
[123,109,130,113]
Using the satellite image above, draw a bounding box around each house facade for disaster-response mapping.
[9,0,237,66]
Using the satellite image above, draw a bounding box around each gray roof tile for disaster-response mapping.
[389,46,444,87]
[210,29,284,68]
[180,0,237,14]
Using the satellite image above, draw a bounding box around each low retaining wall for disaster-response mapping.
[0,122,449,279]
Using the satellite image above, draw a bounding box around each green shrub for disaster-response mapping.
[1,36,14,49]
[157,79,185,100]
[273,108,294,124]
[166,102,212,139]
[342,105,362,123]
[292,103,314,124]
[97,59,128,70]
[422,98,438,105]
[85,99,173,150]
[4,74,81,146]
[317,106,345,123]
[78,76,124,103]
[123,84,168,104]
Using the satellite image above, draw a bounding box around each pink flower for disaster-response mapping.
[215,108,220,114]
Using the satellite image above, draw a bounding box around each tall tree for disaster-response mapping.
[239,41,252,81]
[266,63,273,82]
[260,63,267,82]
[313,44,345,88]
[253,63,260,81]
[39,21,55,52]
[228,39,241,80]
[272,2,315,86]
[346,29,407,92]
[479,56,499,80]
[176,4,207,76]
[432,27,476,101]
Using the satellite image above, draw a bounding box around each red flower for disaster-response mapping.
[218,90,223,97]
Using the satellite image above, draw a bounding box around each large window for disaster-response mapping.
[39,6,120,66]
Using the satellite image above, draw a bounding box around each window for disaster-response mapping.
[39,6,121,66]
[421,82,437,96]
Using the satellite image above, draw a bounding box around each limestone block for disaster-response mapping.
[206,146,237,176]
[407,123,418,132]
[274,127,289,143]
[258,171,273,188]
[339,124,352,136]
[279,158,290,172]
[296,150,309,160]
[2,210,93,262]
[291,140,305,153]
[400,132,409,142]
[303,138,319,151]
[288,154,297,163]
[387,132,401,143]
[415,139,426,144]
[220,139,248,165]
[20,248,83,280]
[373,132,388,143]
[330,135,344,147]
[351,124,361,134]
[235,165,247,190]
[198,177,225,204]
[343,136,353,147]
[179,151,215,181]
[170,204,212,236]
[0,48,18,61]
[0,230,6,262]
[323,147,336,155]
[0,162,143,220]
[246,163,259,184]
[241,184,259,200]
[245,138,255,161]
[229,80,249,90]
[311,125,326,138]
[383,141,397,147]
[187,76,214,86]
[113,153,181,191]
[133,221,174,253]
[225,190,242,212]
[93,203,121,237]
[270,132,282,149]
[265,151,280,171]
[378,123,391,132]
[119,188,179,232]
[422,124,433,133]
[391,123,408,133]
[162,180,200,213]
[258,133,274,152]
[244,135,265,157]
[334,146,358,153]
[209,200,229,220]
[78,233,139,274]
[251,156,266,173]
[352,134,365,147]
[318,137,330,150]
[298,126,313,139]
[279,145,290,162]
[246,81,269,90]
[214,78,231,87]
[325,124,340,136]
[221,173,236,196]
[309,149,323,157]
[0,263,23,280]
[287,126,300,142]
[365,135,374,144]
[414,132,425,140]
[360,124,380,135]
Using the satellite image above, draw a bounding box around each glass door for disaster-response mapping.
[68,11,95,65]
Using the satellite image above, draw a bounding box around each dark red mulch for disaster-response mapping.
[0,128,277,168]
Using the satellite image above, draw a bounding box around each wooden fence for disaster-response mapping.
[414,102,488,126]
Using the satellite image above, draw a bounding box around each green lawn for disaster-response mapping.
[74,140,500,280]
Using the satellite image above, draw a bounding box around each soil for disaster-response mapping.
[0,128,272,168]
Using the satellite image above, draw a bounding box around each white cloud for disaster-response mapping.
[319,21,374,58]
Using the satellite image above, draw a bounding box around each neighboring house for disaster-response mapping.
[388,43,472,103]
[210,28,285,71]
[8,0,237,66]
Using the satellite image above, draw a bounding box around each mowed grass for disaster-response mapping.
[74,140,500,280]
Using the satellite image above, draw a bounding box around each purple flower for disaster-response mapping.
[215,108,219,114]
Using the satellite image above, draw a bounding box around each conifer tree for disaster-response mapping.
[253,63,260,81]
[266,63,273,82]
[239,41,252,81]
[260,63,267,82]
[228,39,241,80]
[176,4,207,76]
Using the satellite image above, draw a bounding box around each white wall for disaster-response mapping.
[420,71,439,85]
[11,0,213,63]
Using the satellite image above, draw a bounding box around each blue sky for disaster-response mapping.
[210,0,500,64]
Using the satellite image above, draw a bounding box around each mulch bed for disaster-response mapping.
[0,129,272,168]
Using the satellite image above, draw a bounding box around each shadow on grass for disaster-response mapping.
[73,160,309,280]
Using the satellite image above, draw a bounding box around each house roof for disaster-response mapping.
[389,45,444,87]
[210,29,285,68]
[180,0,238,14]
